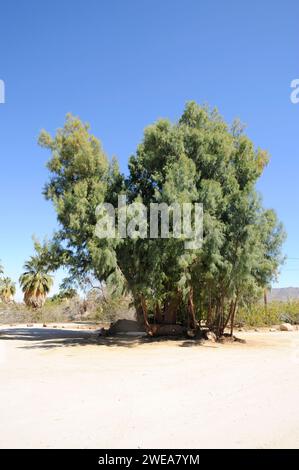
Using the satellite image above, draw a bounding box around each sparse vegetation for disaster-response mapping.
[0,290,134,325]
[236,300,299,327]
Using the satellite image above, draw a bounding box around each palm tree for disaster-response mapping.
[19,257,53,309]
[0,277,16,303]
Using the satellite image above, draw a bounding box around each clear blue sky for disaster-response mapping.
[0,0,298,299]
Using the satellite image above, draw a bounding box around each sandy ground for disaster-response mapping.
[1,324,299,449]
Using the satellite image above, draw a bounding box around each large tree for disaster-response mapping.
[37,104,285,336]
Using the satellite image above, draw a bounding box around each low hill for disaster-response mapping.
[269,287,299,302]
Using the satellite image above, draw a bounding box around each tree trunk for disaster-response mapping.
[223,300,234,331]
[188,287,197,330]
[134,298,145,326]
[264,288,268,311]
[213,300,222,337]
[140,295,153,336]
[230,297,238,337]
[220,294,226,336]
[163,293,180,324]
[207,288,212,328]
[154,302,163,323]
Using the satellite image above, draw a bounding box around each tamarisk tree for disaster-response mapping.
[37,104,285,336]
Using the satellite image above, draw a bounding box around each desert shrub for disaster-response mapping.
[0,289,135,325]
[236,300,299,327]
[0,302,35,324]
[83,289,135,323]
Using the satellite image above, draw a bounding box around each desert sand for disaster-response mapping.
[1,325,299,449]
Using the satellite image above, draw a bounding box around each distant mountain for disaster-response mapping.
[268,287,299,302]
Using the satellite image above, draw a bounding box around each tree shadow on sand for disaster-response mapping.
[0,327,215,350]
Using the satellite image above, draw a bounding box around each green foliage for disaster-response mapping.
[38,114,121,288]
[49,288,78,304]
